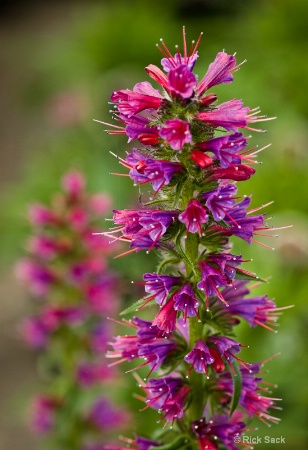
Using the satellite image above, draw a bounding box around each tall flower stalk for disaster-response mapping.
[101,28,290,450]
[17,171,129,450]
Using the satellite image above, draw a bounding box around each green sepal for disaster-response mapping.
[229,360,242,417]
[235,268,266,282]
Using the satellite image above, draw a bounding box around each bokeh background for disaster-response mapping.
[0,0,307,449]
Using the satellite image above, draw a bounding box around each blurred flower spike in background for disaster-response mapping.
[16,171,130,449]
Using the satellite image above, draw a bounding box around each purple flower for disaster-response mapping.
[143,272,181,305]
[197,52,237,95]
[178,199,208,235]
[192,414,246,450]
[138,340,176,372]
[123,149,182,192]
[124,114,159,143]
[223,197,265,243]
[197,253,242,307]
[208,335,247,371]
[184,339,214,376]
[159,119,192,151]
[215,364,281,425]
[198,99,267,132]
[202,184,237,222]
[197,132,248,168]
[144,376,190,423]
[173,283,199,322]
[107,317,176,372]
[210,281,283,332]
[111,209,178,252]
[168,64,197,99]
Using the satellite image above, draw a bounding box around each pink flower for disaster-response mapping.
[197,52,237,95]
[159,119,192,150]
[152,296,177,333]
[179,199,208,235]
[168,64,197,99]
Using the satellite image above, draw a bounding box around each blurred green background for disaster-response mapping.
[0,0,307,449]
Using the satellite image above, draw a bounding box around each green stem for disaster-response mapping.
[180,182,206,423]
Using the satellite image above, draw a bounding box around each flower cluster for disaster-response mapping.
[100,28,289,450]
[17,171,129,449]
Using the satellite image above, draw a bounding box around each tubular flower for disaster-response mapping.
[101,27,287,450]
[159,119,192,150]
[179,199,208,235]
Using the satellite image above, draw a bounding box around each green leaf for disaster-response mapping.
[229,360,242,417]
[119,297,152,316]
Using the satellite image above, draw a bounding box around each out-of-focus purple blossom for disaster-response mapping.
[15,259,57,297]
[88,397,129,430]
[31,395,60,434]
[20,317,49,349]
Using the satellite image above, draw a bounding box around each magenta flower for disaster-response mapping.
[31,395,59,434]
[209,163,256,181]
[20,317,49,349]
[179,199,208,235]
[168,64,197,98]
[161,51,198,73]
[197,52,237,95]
[198,99,269,132]
[111,82,162,118]
[159,119,192,150]
[152,296,177,333]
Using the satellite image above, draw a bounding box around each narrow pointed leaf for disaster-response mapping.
[229,360,242,417]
